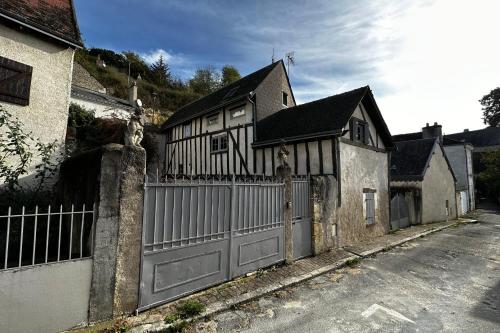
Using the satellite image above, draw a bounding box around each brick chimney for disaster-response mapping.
[128,81,137,105]
[422,122,442,143]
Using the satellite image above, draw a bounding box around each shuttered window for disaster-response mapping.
[364,190,376,225]
[350,118,370,145]
[0,56,33,106]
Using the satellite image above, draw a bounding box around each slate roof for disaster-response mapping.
[444,127,500,148]
[71,86,134,111]
[162,61,282,130]
[254,86,393,147]
[392,132,421,142]
[390,138,437,181]
[0,0,83,47]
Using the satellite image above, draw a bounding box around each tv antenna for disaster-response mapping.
[272,48,276,63]
[285,51,295,76]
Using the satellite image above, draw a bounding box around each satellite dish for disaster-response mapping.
[136,99,143,108]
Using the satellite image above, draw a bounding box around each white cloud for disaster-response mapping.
[140,48,186,66]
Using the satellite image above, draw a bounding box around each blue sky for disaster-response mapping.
[74,0,500,134]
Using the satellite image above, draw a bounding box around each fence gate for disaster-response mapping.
[138,177,285,311]
[292,178,312,259]
[390,193,410,230]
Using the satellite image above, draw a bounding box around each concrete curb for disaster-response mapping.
[130,255,359,333]
[130,220,467,332]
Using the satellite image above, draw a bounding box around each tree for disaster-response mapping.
[150,55,171,87]
[188,66,221,95]
[479,88,500,127]
[477,150,500,200]
[221,65,241,87]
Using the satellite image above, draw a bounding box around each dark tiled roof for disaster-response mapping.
[444,127,500,147]
[392,132,421,142]
[162,61,282,130]
[71,86,134,111]
[0,0,83,47]
[390,138,437,181]
[254,86,393,147]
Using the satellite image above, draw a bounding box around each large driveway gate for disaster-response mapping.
[138,177,285,311]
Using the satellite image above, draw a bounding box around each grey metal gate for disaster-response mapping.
[292,178,312,259]
[138,176,285,311]
[390,192,409,230]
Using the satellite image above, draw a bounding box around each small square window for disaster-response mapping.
[211,134,228,153]
[207,113,219,126]
[282,91,288,106]
[183,123,192,138]
[231,108,245,118]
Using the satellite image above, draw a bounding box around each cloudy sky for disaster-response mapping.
[74,0,500,135]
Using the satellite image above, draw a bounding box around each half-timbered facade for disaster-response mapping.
[161,60,295,176]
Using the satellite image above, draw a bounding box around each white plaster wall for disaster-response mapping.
[337,141,389,245]
[422,145,458,223]
[0,24,74,173]
[71,97,131,121]
[0,259,92,333]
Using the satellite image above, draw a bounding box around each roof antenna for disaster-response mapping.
[285,51,295,77]
[272,48,275,64]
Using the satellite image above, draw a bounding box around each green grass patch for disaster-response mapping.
[162,320,188,333]
[164,313,180,324]
[177,300,206,319]
[345,258,361,267]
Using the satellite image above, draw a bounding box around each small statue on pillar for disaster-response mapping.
[124,99,144,147]
[276,142,291,178]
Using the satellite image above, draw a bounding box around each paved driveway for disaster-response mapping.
[199,210,500,332]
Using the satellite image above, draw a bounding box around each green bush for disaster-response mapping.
[164,313,180,324]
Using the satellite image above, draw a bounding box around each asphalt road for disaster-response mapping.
[196,209,500,333]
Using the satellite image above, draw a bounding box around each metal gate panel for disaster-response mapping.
[292,178,312,259]
[139,177,286,311]
[390,193,409,230]
[230,182,285,277]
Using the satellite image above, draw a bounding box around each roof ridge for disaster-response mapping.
[286,86,369,111]
[176,60,282,113]
[394,137,436,144]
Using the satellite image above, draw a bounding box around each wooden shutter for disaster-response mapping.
[349,118,356,141]
[0,56,33,106]
[365,192,375,225]
[364,123,370,145]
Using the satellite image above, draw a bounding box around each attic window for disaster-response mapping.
[282,91,288,106]
[0,56,33,106]
[351,118,370,145]
[207,113,219,126]
[231,107,245,118]
[223,86,239,100]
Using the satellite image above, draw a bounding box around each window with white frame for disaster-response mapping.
[183,123,192,138]
[231,107,245,119]
[211,134,228,153]
[363,189,376,225]
[207,113,219,126]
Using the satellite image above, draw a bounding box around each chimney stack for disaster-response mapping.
[422,122,443,143]
[128,81,137,105]
[464,129,469,132]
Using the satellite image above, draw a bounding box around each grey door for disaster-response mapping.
[292,179,312,259]
[138,177,285,311]
[390,193,409,230]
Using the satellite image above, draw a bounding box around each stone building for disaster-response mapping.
[0,0,83,173]
[70,62,135,120]
[393,123,475,214]
[390,137,458,229]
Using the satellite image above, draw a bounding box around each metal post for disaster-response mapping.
[45,205,51,263]
[32,206,38,265]
[228,175,236,279]
[19,206,25,267]
[57,205,62,261]
[69,204,74,259]
[80,204,85,258]
[4,207,11,269]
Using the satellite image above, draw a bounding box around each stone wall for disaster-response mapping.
[255,62,295,121]
[337,141,390,246]
[311,175,338,253]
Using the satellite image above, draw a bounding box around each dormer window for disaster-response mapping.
[231,107,245,118]
[282,91,288,106]
[207,113,219,126]
[350,118,369,145]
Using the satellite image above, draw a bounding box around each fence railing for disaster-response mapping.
[0,204,95,271]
